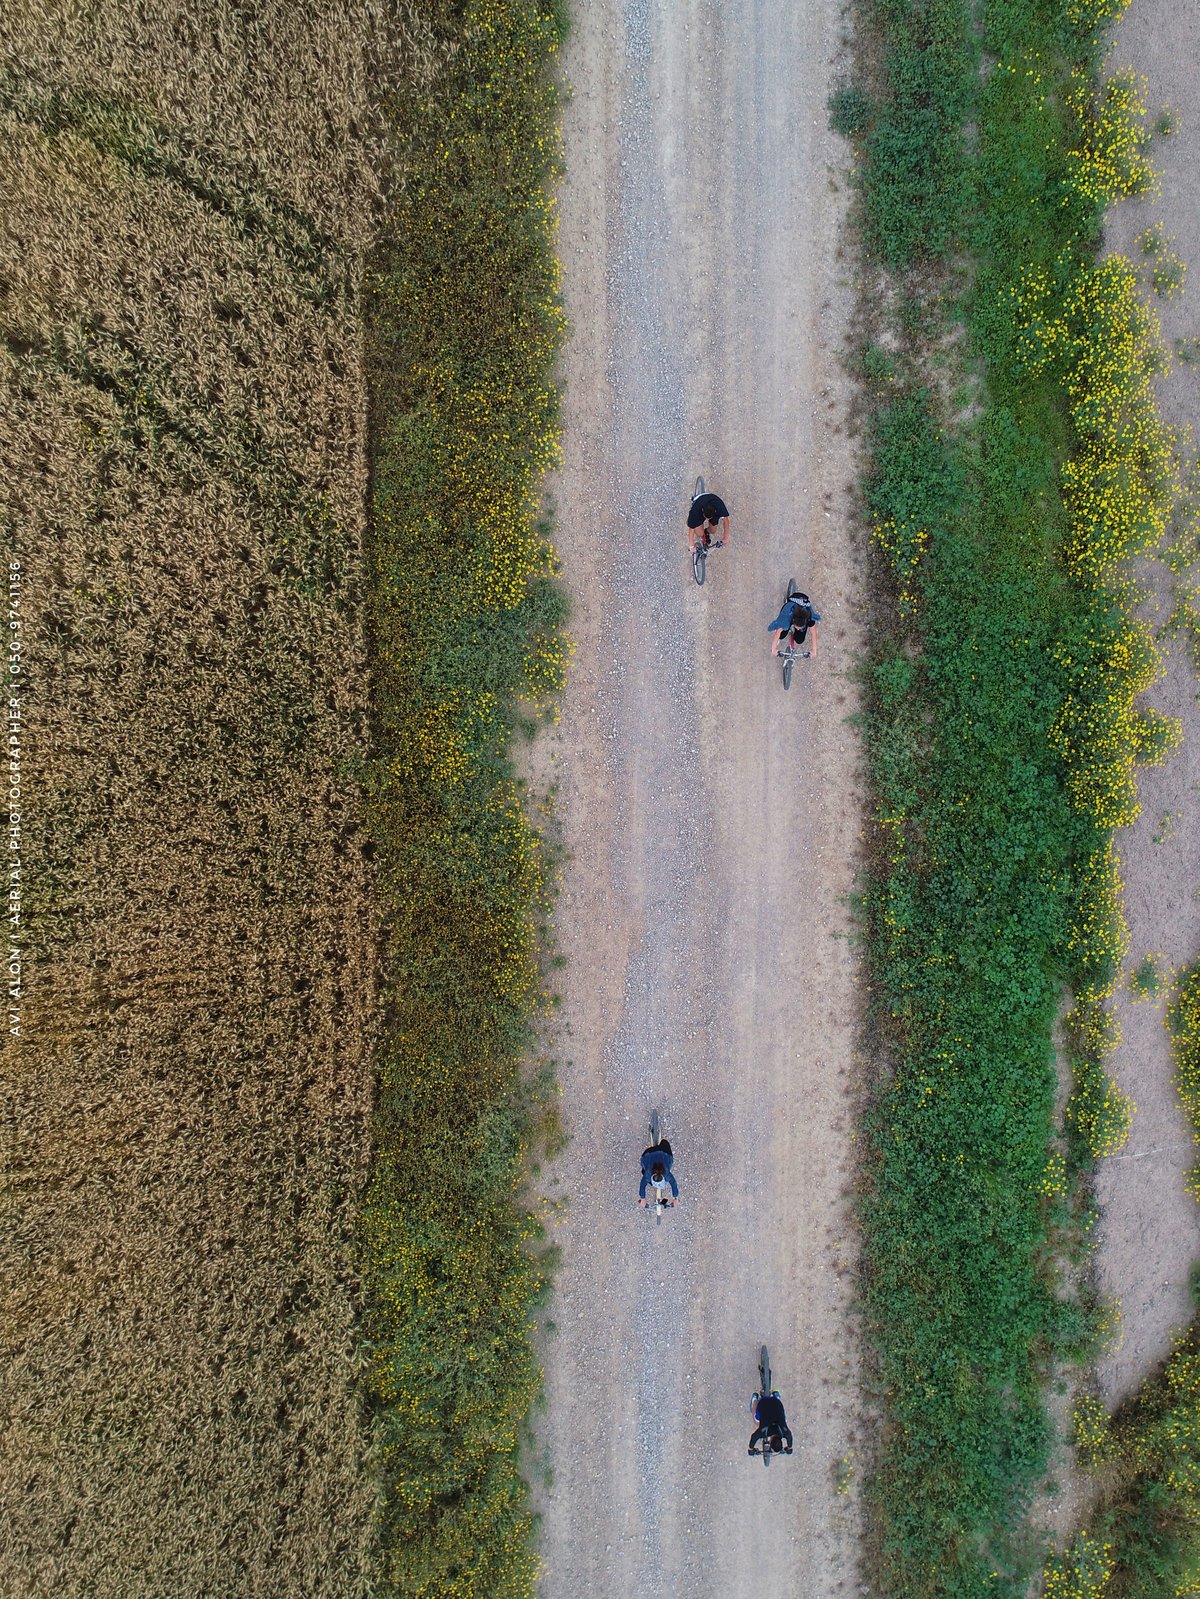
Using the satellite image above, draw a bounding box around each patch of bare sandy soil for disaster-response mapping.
[529,0,867,1594]
[1091,4,1200,1406]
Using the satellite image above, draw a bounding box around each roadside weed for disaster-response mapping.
[1128,953,1166,999]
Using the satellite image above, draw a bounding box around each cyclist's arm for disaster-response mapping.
[748,1424,766,1451]
[771,628,786,656]
[638,1167,650,1199]
[686,521,697,550]
[720,515,730,545]
[782,1424,794,1450]
[665,1169,679,1198]
[807,622,819,658]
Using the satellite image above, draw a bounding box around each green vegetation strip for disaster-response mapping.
[853,0,1180,1590]
[360,1,568,1593]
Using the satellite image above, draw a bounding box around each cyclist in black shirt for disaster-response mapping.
[748,1391,794,1455]
[687,490,731,555]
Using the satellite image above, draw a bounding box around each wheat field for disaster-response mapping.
[0,3,421,1591]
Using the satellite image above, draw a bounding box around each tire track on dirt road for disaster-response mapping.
[533,0,866,1593]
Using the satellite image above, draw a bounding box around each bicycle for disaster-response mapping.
[690,476,723,586]
[645,1110,674,1225]
[776,579,811,689]
[779,642,811,691]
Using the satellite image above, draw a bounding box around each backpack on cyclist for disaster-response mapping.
[766,594,811,635]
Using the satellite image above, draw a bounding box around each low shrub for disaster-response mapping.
[829,81,874,139]
[1042,1533,1115,1599]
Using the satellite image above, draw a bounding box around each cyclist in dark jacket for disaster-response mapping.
[768,588,821,659]
[748,1391,794,1455]
[638,1140,680,1207]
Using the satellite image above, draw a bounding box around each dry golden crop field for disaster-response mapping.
[0,4,430,1592]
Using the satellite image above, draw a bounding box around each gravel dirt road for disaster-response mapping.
[531,1,866,1593]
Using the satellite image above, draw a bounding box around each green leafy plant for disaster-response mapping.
[1153,253,1187,298]
[1136,226,1187,298]
[1129,954,1165,999]
[829,82,873,138]
[861,0,973,268]
[1138,223,1165,256]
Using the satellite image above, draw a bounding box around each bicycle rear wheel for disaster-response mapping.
[650,1110,659,1145]
[759,1346,771,1392]
[693,475,705,500]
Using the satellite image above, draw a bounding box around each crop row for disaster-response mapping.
[359,1,568,1594]
[853,0,1182,1590]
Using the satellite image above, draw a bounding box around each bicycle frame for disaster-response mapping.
[778,642,810,690]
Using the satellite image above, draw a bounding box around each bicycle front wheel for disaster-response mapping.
[693,547,706,586]
[782,654,794,690]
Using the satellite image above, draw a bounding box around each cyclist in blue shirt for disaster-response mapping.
[768,587,821,659]
[638,1139,680,1208]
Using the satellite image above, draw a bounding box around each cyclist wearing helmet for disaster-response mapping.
[748,1391,794,1456]
[687,490,731,554]
[638,1137,680,1208]
[768,585,821,659]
